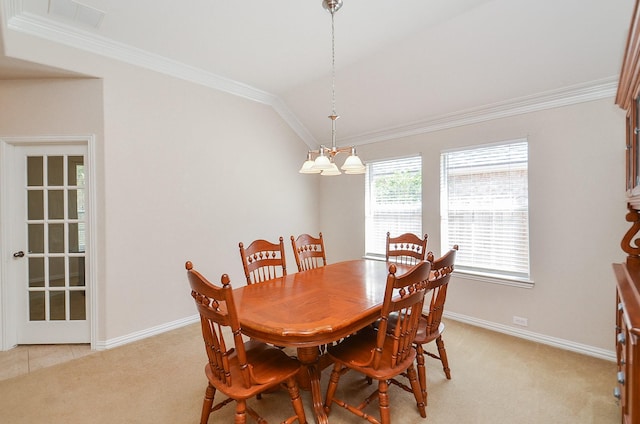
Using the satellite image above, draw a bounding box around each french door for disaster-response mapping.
[10,142,91,344]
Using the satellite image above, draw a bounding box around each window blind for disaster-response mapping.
[440,141,529,278]
[365,155,422,257]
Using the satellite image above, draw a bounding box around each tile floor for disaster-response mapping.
[0,344,94,382]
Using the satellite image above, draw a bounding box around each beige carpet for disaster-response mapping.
[0,320,618,423]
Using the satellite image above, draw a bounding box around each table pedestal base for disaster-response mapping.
[297,346,328,424]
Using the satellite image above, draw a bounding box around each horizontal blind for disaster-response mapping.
[365,155,422,257]
[440,141,529,278]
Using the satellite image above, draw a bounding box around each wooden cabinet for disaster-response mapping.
[613,263,640,424]
[616,2,640,423]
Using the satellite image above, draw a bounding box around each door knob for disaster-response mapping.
[12,251,24,258]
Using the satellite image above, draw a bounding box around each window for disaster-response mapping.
[440,140,529,280]
[365,155,422,258]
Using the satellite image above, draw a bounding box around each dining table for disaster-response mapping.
[233,258,413,424]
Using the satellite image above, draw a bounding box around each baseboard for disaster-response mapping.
[445,311,616,362]
[95,311,617,362]
[94,314,200,350]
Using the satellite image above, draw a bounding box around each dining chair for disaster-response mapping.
[290,232,327,272]
[413,245,458,405]
[185,261,307,424]
[323,260,433,423]
[238,237,287,284]
[385,232,428,265]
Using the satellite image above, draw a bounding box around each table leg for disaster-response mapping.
[297,346,328,424]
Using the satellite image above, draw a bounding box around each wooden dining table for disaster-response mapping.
[233,259,413,424]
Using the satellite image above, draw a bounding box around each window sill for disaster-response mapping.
[363,255,534,288]
[454,269,534,289]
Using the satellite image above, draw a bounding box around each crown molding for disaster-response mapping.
[3,2,619,152]
[4,6,320,149]
[341,76,619,147]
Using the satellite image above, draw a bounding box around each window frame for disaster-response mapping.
[440,139,532,287]
[364,154,423,259]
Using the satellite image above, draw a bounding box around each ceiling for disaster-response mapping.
[0,0,635,147]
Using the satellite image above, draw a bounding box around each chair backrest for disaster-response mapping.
[385,232,428,265]
[290,233,327,272]
[239,237,287,284]
[374,260,433,370]
[423,245,458,337]
[185,261,252,389]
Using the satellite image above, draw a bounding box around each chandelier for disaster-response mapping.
[299,0,365,176]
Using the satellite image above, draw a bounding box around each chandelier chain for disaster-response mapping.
[331,10,337,117]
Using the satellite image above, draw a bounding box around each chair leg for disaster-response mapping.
[234,399,248,424]
[323,363,342,414]
[435,335,451,379]
[406,364,426,418]
[285,377,307,424]
[415,343,427,406]
[200,383,215,424]
[378,378,391,424]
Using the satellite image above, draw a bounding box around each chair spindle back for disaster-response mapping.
[239,237,287,284]
[385,232,428,265]
[291,233,327,272]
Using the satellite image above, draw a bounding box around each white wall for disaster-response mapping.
[320,98,628,354]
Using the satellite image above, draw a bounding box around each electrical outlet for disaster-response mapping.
[512,316,528,326]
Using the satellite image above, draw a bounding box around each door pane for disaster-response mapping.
[68,189,80,219]
[48,156,64,186]
[28,257,44,288]
[69,257,85,287]
[28,224,44,253]
[68,156,84,186]
[29,292,45,321]
[48,190,64,219]
[68,223,85,253]
[70,291,86,320]
[50,291,65,320]
[27,190,44,220]
[49,257,65,287]
[27,156,43,186]
[48,223,65,253]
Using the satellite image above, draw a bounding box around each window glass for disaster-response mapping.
[365,155,422,257]
[440,140,529,279]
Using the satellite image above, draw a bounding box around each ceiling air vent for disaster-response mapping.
[48,0,105,29]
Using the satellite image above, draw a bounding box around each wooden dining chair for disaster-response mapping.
[323,260,433,423]
[185,261,307,424]
[290,232,327,272]
[385,232,428,265]
[413,245,458,405]
[239,237,287,284]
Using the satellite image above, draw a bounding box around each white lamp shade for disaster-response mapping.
[345,167,366,175]
[321,162,341,176]
[312,154,332,170]
[341,154,365,171]
[299,159,321,174]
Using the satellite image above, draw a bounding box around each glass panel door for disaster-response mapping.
[26,154,86,323]
[13,142,90,344]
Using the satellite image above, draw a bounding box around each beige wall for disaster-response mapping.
[319,98,627,353]
[0,27,629,355]
[0,65,318,345]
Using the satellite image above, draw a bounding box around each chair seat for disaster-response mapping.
[327,328,417,381]
[413,316,445,345]
[205,339,301,400]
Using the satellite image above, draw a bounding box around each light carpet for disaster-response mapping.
[0,320,618,423]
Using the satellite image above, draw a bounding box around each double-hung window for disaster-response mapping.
[365,155,422,258]
[440,140,530,281]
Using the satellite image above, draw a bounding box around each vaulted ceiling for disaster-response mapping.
[0,0,635,148]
